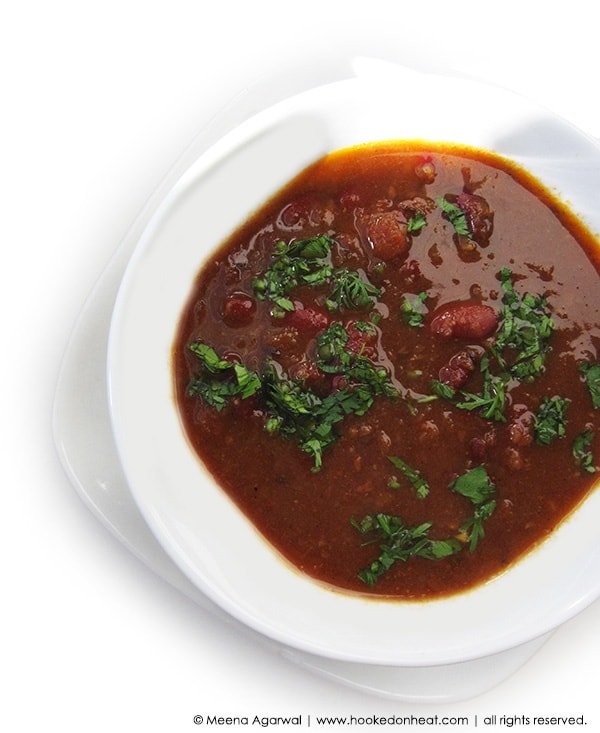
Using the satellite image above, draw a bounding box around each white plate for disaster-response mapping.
[107,58,600,667]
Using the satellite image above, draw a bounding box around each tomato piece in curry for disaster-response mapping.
[173,142,600,600]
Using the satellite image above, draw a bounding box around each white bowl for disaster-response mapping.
[107,59,600,667]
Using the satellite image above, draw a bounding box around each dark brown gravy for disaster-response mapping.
[173,142,600,599]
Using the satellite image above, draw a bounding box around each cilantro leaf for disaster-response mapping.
[458,501,497,553]
[437,196,471,237]
[573,429,596,474]
[449,465,496,552]
[430,379,456,401]
[325,268,381,311]
[454,355,508,422]
[407,211,427,233]
[187,342,261,410]
[449,465,495,505]
[580,361,600,409]
[188,342,233,373]
[387,456,429,498]
[534,396,569,445]
[401,291,429,327]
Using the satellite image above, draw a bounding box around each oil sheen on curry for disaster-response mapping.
[173,141,600,600]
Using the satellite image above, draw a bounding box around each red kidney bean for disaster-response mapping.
[430,301,498,340]
[221,292,257,327]
[284,303,330,334]
[438,348,480,390]
[469,430,497,461]
[362,210,410,261]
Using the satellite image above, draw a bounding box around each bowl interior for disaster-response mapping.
[107,63,600,666]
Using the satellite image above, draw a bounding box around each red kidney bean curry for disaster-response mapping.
[173,141,600,599]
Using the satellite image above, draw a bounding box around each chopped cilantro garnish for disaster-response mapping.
[188,342,233,373]
[316,323,397,401]
[187,320,397,472]
[401,292,429,327]
[387,456,429,498]
[580,361,600,409]
[534,396,569,445]
[316,323,394,396]
[325,268,381,312]
[430,379,456,401]
[492,267,555,382]
[454,355,508,422]
[573,429,596,473]
[352,513,462,587]
[315,321,352,366]
[261,323,396,470]
[431,355,508,422]
[354,465,496,585]
[253,234,380,314]
[187,342,261,410]
[437,196,471,237]
[407,211,427,233]
[458,501,497,554]
[252,235,334,312]
[449,465,496,552]
[263,364,393,471]
[450,465,495,505]
[261,363,338,470]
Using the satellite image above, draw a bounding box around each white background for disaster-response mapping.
[3,1,600,731]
